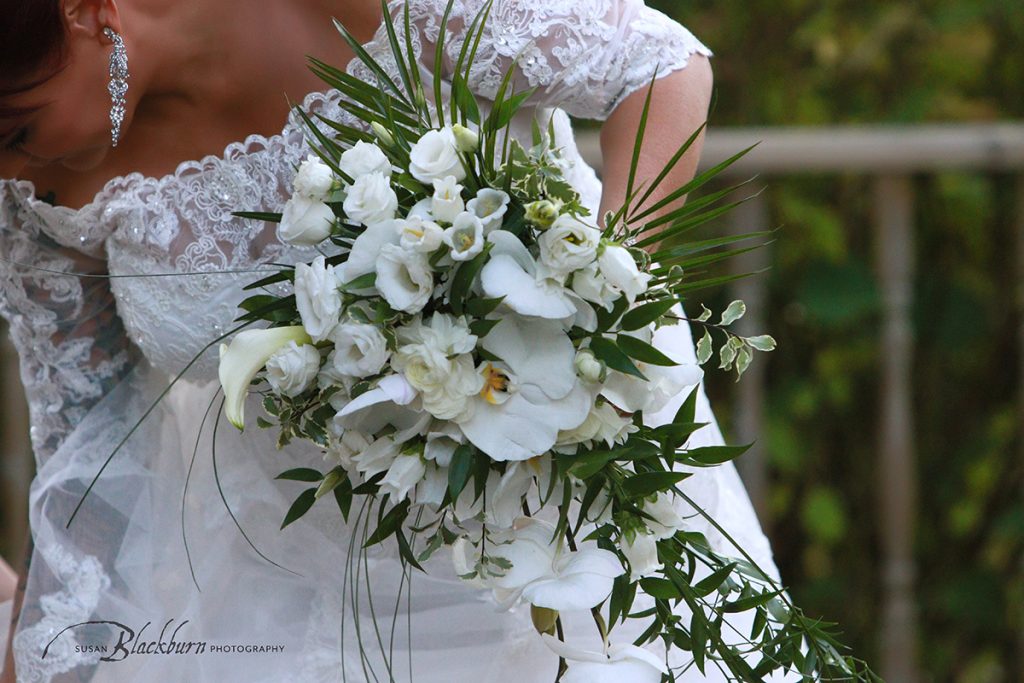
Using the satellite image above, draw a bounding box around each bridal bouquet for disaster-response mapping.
[214,1,878,680]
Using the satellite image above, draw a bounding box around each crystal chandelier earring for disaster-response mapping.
[103,27,129,147]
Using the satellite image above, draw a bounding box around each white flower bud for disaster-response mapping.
[525,200,559,230]
[574,349,607,383]
[451,123,479,153]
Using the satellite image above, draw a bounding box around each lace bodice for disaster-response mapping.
[0,0,710,465]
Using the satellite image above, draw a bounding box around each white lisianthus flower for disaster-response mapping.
[572,263,619,311]
[556,401,637,449]
[278,195,335,246]
[451,122,479,152]
[480,231,577,320]
[444,212,485,262]
[327,429,371,472]
[329,322,390,378]
[376,244,434,313]
[409,126,466,184]
[431,175,465,224]
[416,462,449,507]
[294,256,342,343]
[424,422,464,467]
[459,316,591,461]
[538,214,600,278]
[466,188,510,233]
[392,314,483,420]
[380,454,427,503]
[339,140,392,180]
[642,492,686,540]
[338,219,402,285]
[621,531,663,582]
[265,341,321,398]
[484,463,535,529]
[542,635,667,683]
[293,154,336,201]
[487,518,624,611]
[599,244,651,304]
[343,171,398,226]
[219,326,311,429]
[398,215,445,253]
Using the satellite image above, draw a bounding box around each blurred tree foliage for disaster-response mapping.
[640,1,1024,680]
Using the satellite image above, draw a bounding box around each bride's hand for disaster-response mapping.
[597,55,713,249]
[0,558,14,603]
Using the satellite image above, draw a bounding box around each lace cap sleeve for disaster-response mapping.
[381,0,712,121]
[0,182,138,463]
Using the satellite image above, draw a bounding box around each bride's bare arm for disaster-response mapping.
[597,54,714,236]
[0,557,14,602]
[1,537,29,683]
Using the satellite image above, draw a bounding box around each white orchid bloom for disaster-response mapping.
[458,316,591,461]
[600,326,703,414]
[479,231,577,320]
[219,326,311,429]
[444,212,486,262]
[466,188,510,233]
[541,635,667,683]
[487,518,624,611]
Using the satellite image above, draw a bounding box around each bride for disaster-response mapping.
[0,0,780,681]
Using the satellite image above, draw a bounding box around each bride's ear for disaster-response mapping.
[63,0,122,40]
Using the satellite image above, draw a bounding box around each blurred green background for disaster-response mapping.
[646,0,1024,681]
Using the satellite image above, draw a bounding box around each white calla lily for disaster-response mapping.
[219,326,311,429]
[458,316,590,461]
[541,634,667,683]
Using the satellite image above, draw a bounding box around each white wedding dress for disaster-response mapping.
[0,1,780,681]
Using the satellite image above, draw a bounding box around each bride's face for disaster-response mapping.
[0,2,125,177]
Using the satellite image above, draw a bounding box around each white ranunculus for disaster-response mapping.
[556,401,637,449]
[444,212,485,262]
[376,244,434,313]
[466,188,510,234]
[294,256,343,343]
[278,195,335,246]
[642,492,686,540]
[431,175,465,224]
[392,315,483,420]
[480,231,577,320]
[398,215,445,253]
[599,244,651,304]
[622,531,663,582]
[219,326,311,429]
[572,263,619,311]
[329,322,390,378]
[538,214,601,278]
[380,454,427,503]
[409,127,466,184]
[343,171,398,226]
[265,341,321,398]
[458,316,591,461]
[339,140,392,180]
[293,154,336,201]
[542,635,667,683]
[487,518,624,611]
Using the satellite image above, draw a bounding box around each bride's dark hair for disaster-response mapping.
[0,0,68,97]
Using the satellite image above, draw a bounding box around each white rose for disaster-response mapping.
[572,263,619,311]
[431,175,465,224]
[294,256,342,342]
[622,531,663,582]
[642,492,685,540]
[278,195,335,246]
[343,171,398,226]
[380,454,427,503]
[466,188,510,234]
[376,244,434,313]
[398,215,445,253]
[265,341,321,398]
[409,127,466,184]
[598,245,651,304]
[443,212,485,262]
[539,214,600,277]
[330,322,390,378]
[339,140,392,180]
[293,154,336,201]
